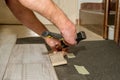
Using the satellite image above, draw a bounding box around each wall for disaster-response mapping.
[0,0,20,24]
[78,0,103,9]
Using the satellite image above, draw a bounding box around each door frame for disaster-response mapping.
[103,0,110,39]
[103,0,120,45]
[114,0,120,45]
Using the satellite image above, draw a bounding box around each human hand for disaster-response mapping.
[44,37,62,51]
[61,23,77,45]
[44,37,68,56]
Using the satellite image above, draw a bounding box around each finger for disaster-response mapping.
[61,51,67,56]
[55,45,62,51]
[62,40,76,47]
[50,44,61,52]
[62,48,68,52]
[62,35,77,45]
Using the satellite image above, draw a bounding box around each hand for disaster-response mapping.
[44,37,68,56]
[44,37,62,51]
[61,23,77,45]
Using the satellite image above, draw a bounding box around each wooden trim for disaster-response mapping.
[103,0,110,39]
[114,0,120,45]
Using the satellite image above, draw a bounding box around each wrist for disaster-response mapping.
[60,21,76,34]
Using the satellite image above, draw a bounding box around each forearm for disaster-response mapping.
[36,1,70,31]
[18,0,76,44]
[6,0,48,35]
[18,0,75,32]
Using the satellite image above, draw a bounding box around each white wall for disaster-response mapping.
[78,0,103,9]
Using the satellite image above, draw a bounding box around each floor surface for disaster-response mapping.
[0,31,58,80]
[16,37,120,80]
[0,24,106,80]
[55,40,120,80]
[5,44,58,80]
